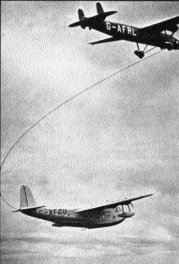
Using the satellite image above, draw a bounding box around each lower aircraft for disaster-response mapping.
[13,185,153,229]
[69,2,179,58]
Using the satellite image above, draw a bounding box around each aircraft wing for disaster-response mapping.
[89,37,122,45]
[75,194,153,214]
[140,16,179,33]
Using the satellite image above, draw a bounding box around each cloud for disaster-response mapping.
[1,1,179,263]
[1,230,178,263]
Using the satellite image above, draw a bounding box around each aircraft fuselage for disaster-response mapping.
[14,185,152,229]
[89,20,179,49]
[22,206,134,229]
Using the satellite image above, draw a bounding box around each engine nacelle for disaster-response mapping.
[164,41,174,50]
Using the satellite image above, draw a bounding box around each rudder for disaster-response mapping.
[20,185,36,208]
[96,2,104,14]
[78,9,85,21]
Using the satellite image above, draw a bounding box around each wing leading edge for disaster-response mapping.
[140,16,179,33]
[75,194,153,213]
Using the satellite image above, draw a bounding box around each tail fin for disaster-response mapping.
[12,185,45,212]
[69,9,86,28]
[69,3,117,29]
[20,185,36,208]
[78,9,85,21]
[96,2,104,14]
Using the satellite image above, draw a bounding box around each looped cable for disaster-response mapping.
[1,50,163,210]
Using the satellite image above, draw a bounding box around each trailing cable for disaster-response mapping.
[1,50,162,210]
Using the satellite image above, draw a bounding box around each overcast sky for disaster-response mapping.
[1,1,179,264]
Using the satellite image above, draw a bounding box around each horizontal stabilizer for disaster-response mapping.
[12,205,45,212]
[103,11,117,17]
[89,37,121,45]
[97,11,117,22]
[86,11,117,25]
[69,11,117,28]
[69,21,83,28]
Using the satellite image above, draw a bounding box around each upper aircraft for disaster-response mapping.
[69,2,179,58]
[13,185,153,229]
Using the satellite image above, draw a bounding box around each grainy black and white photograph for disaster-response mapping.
[1,1,179,264]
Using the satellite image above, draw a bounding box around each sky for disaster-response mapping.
[1,1,179,263]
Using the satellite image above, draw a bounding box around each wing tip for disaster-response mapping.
[140,194,153,199]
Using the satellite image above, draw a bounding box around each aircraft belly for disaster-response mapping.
[55,217,91,227]
[136,32,166,47]
[55,216,125,228]
[116,34,164,48]
[89,217,125,228]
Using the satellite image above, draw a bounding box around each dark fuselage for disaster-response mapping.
[22,206,134,229]
[90,20,179,49]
